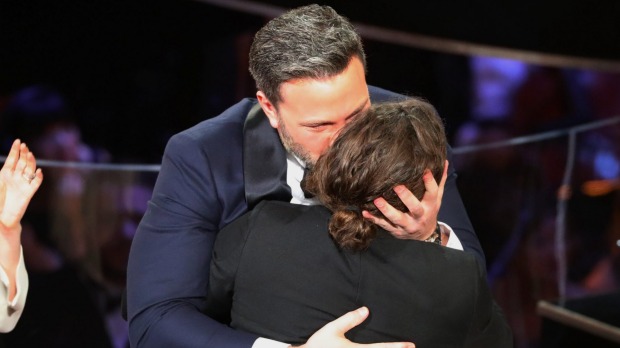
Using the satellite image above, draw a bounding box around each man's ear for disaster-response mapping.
[256,91,279,129]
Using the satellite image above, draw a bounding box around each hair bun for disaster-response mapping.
[329,209,376,251]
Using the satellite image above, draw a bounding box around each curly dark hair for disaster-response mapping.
[304,98,447,251]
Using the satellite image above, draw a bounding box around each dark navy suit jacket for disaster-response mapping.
[126,86,484,347]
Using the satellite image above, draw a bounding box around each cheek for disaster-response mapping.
[312,136,334,157]
[297,133,330,155]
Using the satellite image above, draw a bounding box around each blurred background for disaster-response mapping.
[1,0,619,347]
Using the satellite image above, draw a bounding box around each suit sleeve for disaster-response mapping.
[0,247,28,333]
[438,145,486,266]
[126,132,257,348]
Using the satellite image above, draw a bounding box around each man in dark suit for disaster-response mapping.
[127,4,484,348]
[206,99,512,347]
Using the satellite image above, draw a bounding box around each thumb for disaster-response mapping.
[325,306,370,335]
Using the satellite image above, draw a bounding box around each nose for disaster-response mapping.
[328,135,337,147]
[329,127,345,147]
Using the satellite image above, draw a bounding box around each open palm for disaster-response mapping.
[0,139,43,230]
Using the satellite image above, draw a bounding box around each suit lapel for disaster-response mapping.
[243,103,292,209]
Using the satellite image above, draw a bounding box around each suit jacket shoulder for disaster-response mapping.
[368,85,407,103]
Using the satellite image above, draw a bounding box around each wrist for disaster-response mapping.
[0,223,22,245]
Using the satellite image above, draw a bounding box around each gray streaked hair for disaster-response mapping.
[249,4,366,107]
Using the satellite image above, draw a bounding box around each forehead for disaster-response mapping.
[277,57,369,123]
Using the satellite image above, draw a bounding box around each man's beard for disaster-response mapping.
[277,115,314,167]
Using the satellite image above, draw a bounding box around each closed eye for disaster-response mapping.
[305,122,331,128]
[305,123,331,132]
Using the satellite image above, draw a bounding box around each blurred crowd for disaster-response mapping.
[455,57,620,346]
[0,85,156,347]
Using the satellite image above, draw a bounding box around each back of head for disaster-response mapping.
[305,98,447,250]
[248,4,366,107]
